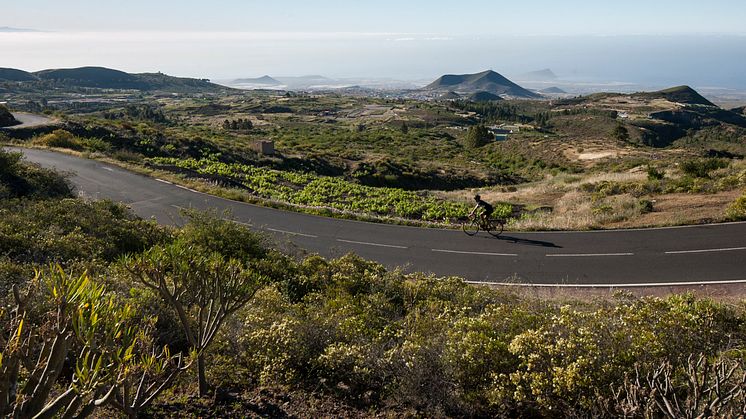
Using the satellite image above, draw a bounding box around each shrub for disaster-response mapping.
[725,193,746,220]
[0,198,167,265]
[612,123,629,142]
[0,149,72,199]
[112,149,143,162]
[1,266,139,418]
[680,158,728,178]
[638,199,654,213]
[33,129,83,150]
[464,125,492,148]
[646,165,664,180]
[177,209,268,261]
[505,295,738,412]
[79,136,112,152]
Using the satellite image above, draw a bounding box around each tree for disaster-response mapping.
[534,111,551,129]
[222,118,253,131]
[464,125,492,148]
[122,240,265,396]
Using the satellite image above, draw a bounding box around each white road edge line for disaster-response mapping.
[466,278,746,288]
[155,178,172,184]
[266,228,318,238]
[665,246,746,254]
[511,220,746,234]
[546,253,634,257]
[174,184,199,193]
[337,239,407,249]
[432,249,518,257]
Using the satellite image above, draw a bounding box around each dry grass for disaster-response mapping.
[571,170,647,185]
[508,191,643,230]
[607,189,743,228]
[440,158,745,231]
[437,183,564,211]
[577,150,618,160]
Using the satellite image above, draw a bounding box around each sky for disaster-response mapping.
[2,1,746,87]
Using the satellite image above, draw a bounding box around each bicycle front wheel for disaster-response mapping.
[462,219,480,236]
[486,219,505,237]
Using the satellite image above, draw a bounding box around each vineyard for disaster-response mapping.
[147,157,511,221]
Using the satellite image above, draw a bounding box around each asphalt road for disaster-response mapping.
[4,112,56,129]
[10,147,746,286]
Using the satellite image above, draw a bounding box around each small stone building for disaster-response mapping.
[253,140,275,155]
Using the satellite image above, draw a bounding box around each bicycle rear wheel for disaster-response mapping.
[462,219,480,236]
[486,219,505,237]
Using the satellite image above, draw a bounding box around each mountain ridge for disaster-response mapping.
[233,75,281,85]
[0,66,228,92]
[0,68,38,81]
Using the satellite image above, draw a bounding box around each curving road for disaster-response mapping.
[4,112,57,129]
[10,147,746,287]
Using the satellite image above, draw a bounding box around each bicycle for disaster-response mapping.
[461,212,505,237]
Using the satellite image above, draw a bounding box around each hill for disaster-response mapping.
[649,106,746,129]
[0,105,19,127]
[35,66,143,88]
[0,68,38,81]
[424,70,540,99]
[468,91,503,102]
[0,66,228,92]
[233,75,281,85]
[135,72,226,92]
[439,91,461,100]
[637,85,716,107]
[539,86,567,94]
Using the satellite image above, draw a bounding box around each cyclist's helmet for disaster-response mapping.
[474,194,481,201]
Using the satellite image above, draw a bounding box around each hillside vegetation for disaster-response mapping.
[1,66,230,93]
[2,73,745,230]
[2,150,746,418]
[0,67,37,81]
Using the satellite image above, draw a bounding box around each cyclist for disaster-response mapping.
[469,194,493,225]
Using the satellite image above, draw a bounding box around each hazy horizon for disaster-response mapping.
[2,0,746,89]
